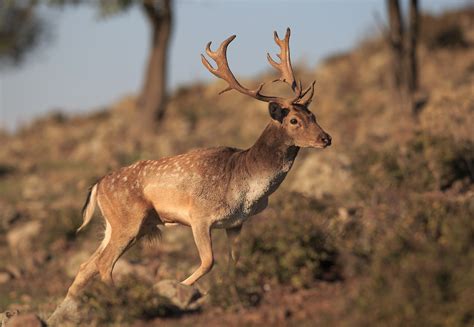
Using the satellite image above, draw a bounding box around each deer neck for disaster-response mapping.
[243,122,299,181]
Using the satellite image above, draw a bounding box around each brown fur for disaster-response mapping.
[57,30,331,311]
[61,111,329,303]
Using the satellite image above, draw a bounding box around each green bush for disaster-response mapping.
[344,199,474,327]
[211,194,341,309]
[352,133,473,196]
[421,11,471,49]
[80,277,178,324]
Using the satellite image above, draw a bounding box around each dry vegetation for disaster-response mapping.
[0,7,473,326]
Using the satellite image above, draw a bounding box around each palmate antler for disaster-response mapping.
[201,28,316,107]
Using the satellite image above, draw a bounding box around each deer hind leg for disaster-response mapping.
[65,248,101,300]
[96,232,138,286]
[181,223,214,286]
[95,201,150,286]
[64,213,113,299]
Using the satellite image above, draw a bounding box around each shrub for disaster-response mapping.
[352,133,473,195]
[420,10,471,49]
[344,199,474,327]
[210,194,341,308]
[80,277,179,324]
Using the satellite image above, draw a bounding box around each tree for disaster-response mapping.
[0,0,47,69]
[6,0,174,127]
[386,0,421,114]
[407,0,419,96]
[138,0,172,124]
[99,0,173,125]
[387,0,404,90]
[92,0,174,126]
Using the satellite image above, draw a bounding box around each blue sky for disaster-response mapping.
[0,0,468,130]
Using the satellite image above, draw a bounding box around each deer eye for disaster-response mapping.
[290,118,298,125]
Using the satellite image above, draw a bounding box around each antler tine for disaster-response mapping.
[202,31,313,107]
[296,80,316,106]
[290,80,303,102]
[267,27,298,92]
[201,35,283,103]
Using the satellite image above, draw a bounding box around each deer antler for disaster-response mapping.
[267,28,298,92]
[201,35,287,105]
[267,28,316,106]
[294,80,316,106]
[202,29,316,107]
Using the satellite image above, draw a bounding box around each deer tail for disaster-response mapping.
[77,183,98,233]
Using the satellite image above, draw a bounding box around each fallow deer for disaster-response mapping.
[56,28,331,313]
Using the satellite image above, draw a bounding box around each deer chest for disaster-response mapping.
[212,172,285,229]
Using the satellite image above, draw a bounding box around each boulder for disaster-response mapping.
[0,205,20,230]
[153,279,204,311]
[65,251,91,278]
[0,310,19,327]
[6,221,42,257]
[113,260,154,283]
[0,272,12,285]
[47,298,81,326]
[289,152,353,198]
[3,313,45,327]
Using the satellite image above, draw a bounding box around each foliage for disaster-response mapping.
[337,130,474,326]
[210,194,341,309]
[352,132,473,195]
[0,1,47,68]
[239,195,340,287]
[420,9,473,49]
[344,198,474,327]
[81,277,179,324]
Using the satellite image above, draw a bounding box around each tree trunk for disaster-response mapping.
[387,0,405,90]
[139,0,172,126]
[407,0,419,98]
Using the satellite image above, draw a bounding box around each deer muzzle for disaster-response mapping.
[319,132,332,147]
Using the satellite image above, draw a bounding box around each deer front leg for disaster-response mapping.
[181,223,214,286]
[225,224,242,264]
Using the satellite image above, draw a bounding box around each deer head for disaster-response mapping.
[201,28,331,149]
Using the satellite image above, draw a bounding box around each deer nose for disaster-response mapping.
[321,133,332,146]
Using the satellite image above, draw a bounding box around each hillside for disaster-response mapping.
[0,7,473,326]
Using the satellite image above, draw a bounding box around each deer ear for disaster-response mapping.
[268,102,289,123]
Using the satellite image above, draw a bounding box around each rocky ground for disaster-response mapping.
[0,7,473,327]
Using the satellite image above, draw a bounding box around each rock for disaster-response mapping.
[0,272,12,285]
[47,297,81,326]
[6,221,42,257]
[5,313,45,327]
[65,251,91,278]
[289,152,353,198]
[113,260,154,283]
[153,279,203,311]
[5,265,22,279]
[0,205,21,230]
[0,310,19,327]
[338,207,350,221]
[22,176,46,200]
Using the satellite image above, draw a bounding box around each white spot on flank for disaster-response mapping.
[123,177,128,182]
